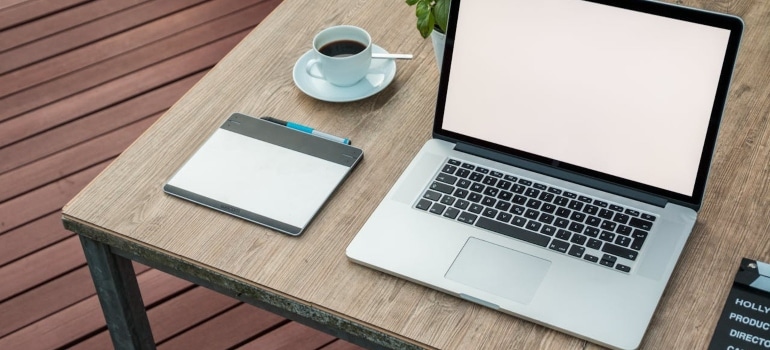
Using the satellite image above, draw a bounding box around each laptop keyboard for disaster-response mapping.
[415,158,657,273]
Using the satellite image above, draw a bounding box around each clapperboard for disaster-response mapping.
[710,258,770,350]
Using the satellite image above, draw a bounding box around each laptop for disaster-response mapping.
[346,0,743,348]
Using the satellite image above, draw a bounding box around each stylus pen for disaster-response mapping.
[261,117,351,145]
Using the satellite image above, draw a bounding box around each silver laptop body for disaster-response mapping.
[347,0,743,348]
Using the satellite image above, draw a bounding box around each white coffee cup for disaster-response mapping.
[306,25,372,87]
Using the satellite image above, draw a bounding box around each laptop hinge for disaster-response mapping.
[454,142,669,208]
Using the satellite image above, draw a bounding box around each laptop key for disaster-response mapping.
[511,205,525,215]
[454,199,470,210]
[554,218,569,228]
[600,254,617,268]
[424,190,442,201]
[496,180,512,190]
[457,211,478,224]
[547,187,562,194]
[615,235,632,247]
[583,254,599,263]
[416,199,432,210]
[440,195,456,206]
[570,234,587,245]
[526,220,542,231]
[599,231,615,242]
[554,196,570,206]
[587,238,603,249]
[442,164,458,174]
[582,204,599,215]
[584,227,600,237]
[447,159,462,166]
[511,216,526,227]
[602,243,638,260]
[541,225,556,236]
[556,229,571,240]
[498,190,513,201]
[613,212,630,224]
[469,172,484,182]
[494,200,511,211]
[641,213,656,221]
[461,163,475,170]
[453,188,469,199]
[430,181,454,194]
[617,225,633,236]
[429,203,446,215]
[568,245,585,258]
[469,203,483,214]
[482,207,498,218]
[475,217,550,247]
[436,173,458,185]
[457,179,471,189]
[470,183,485,193]
[468,193,483,203]
[444,207,460,219]
[497,211,513,223]
[549,239,569,253]
[616,264,631,273]
[533,183,547,190]
[629,217,654,230]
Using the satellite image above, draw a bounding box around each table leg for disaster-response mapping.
[80,235,156,350]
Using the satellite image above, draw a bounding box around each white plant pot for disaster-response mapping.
[430,29,446,71]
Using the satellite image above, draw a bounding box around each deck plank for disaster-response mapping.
[237,321,338,350]
[158,303,288,349]
[0,117,156,203]
[0,0,277,120]
[0,30,248,145]
[0,0,88,31]
[0,269,193,350]
[0,0,207,73]
[0,73,201,174]
[0,235,85,302]
[0,0,148,52]
[0,212,70,266]
[71,286,241,349]
[0,264,151,338]
[0,162,108,235]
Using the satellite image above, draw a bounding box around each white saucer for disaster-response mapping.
[293,44,396,102]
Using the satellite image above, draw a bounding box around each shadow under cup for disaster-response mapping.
[309,26,372,87]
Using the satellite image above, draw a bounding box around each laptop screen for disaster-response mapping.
[436,0,742,205]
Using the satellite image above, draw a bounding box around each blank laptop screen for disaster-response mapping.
[440,0,732,197]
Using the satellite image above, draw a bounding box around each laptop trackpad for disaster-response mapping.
[446,238,551,305]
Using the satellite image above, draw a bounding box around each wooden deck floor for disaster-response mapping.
[0,1,364,349]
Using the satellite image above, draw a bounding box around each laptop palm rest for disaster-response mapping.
[446,238,551,305]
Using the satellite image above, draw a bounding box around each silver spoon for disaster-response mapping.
[372,53,413,60]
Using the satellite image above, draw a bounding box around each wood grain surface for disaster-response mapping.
[62,0,770,348]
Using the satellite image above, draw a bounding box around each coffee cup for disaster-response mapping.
[306,25,372,87]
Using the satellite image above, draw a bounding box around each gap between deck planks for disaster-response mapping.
[0,0,365,349]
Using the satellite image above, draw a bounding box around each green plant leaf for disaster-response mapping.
[405,0,418,6]
[415,0,435,38]
[433,0,450,33]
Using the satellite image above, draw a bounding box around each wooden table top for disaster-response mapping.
[62,0,770,348]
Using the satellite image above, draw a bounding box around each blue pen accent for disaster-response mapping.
[286,122,313,134]
[260,117,351,145]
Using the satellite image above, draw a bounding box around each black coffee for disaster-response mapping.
[319,40,366,57]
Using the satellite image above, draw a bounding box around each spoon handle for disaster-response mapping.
[372,53,413,60]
